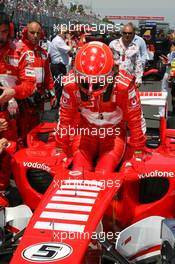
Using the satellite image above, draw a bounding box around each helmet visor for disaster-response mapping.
[79,80,103,91]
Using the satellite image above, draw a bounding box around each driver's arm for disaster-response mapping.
[55,80,79,155]
[118,79,146,150]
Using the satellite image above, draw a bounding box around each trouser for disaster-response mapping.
[0,110,18,191]
[171,83,175,114]
[50,63,67,106]
[159,71,169,116]
[17,101,44,146]
[0,151,11,191]
[159,71,175,116]
[72,122,126,173]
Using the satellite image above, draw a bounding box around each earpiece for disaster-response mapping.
[21,27,28,39]
[40,29,45,40]
[9,22,15,38]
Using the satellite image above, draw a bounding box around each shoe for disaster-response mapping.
[153,114,161,118]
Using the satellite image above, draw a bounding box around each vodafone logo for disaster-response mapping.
[23,161,51,172]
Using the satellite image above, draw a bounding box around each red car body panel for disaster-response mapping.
[10,168,123,264]
[10,90,175,263]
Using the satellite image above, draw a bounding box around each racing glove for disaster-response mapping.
[4,141,17,156]
[56,147,73,168]
[50,95,57,109]
[123,148,152,174]
[135,82,142,88]
[0,193,9,207]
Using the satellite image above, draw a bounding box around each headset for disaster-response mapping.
[22,21,45,40]
[9,22,15,38]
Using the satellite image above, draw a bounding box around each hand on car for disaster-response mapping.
[0,87,16,104]
[123,148,152,174]
[130,148,152,173]
[0,138,9,154]
[0,118,8,132]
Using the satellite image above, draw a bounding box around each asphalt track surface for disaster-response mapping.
[1,80,172,264]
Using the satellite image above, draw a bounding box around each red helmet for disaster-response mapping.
[74,41,114,96]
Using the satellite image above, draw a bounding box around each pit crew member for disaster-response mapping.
[16,21,55,144]
[0,12,36,190]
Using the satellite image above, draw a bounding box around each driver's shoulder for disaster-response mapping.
[62,73,79,94]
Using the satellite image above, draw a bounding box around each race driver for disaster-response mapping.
[56,41,146,173]
[16,21,55,145]
[0,12,36,190]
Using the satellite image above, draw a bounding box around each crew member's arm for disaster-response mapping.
[14,51,36,99]
[117,74,146,150]
[44,55,56,107]
[44,55,55,91]
[54,36,72,54]
[140,38,149,67]
[0,52,36,103]
[109,40,120,65]
[134,49,143,88]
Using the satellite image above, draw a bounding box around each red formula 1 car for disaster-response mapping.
[2,91,175,263]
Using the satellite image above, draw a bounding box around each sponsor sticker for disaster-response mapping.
[26,51,35,63]
[41,53,47,60]
[138,170,174,178]
[128,89,136,99]
[22,242,72,262]
[69,170,82,176]
[27,51,34,57]
[25,68,36,77]
[62,90,70,99]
